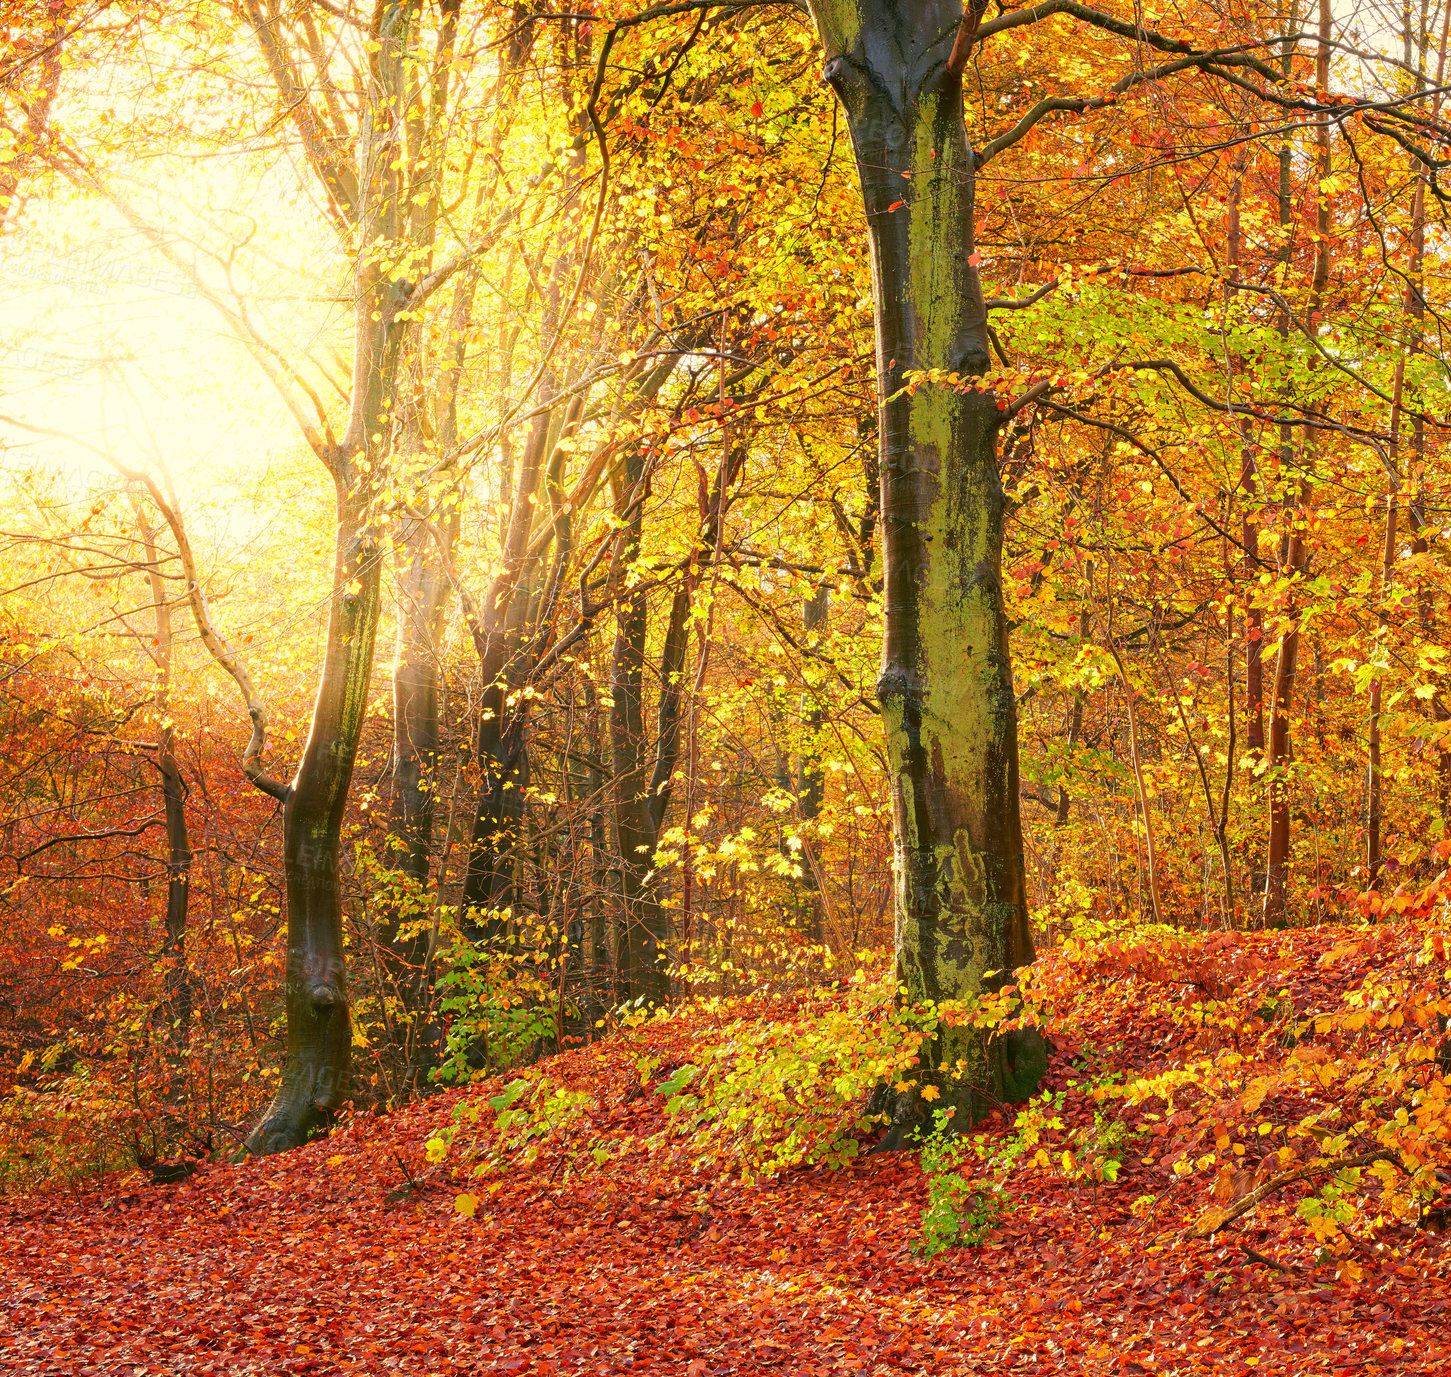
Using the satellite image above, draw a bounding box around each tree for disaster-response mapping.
[792,0,1451,1119]
[796,0,1037,1129]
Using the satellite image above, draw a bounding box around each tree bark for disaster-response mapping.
[610,433,743,1002]
[460,389,565,934]
[1367,482,1401,891]
[1225,145,1265,778]
[382,460,456,1085]
[1107,639,1164,926]
[807,0,1038,1130]
[248,487,385,1155]
[609,442,681,1005]
[379,0,471,1090]
[246,1,414,1153]
[1263,0,1331,927]
[1262,508,1307,925]
[135,506,192,1055]
[798,584,829,944]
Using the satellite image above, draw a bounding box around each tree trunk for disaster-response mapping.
[459,389,564,935]
[462,686,532,932]
[382,461,455,1085]
[136,507,192,1054]
[1226,149,1265,772]
[248,488,385,1154]
[1108,640,1164,926]
[1265,2,1329,922]
[246,1,413,1152]
[608,443,684,1004]
[610,426,743,1002]
[1264,0,1332,927]
[1262,508,1307,926]
[807,1,1038,1131]
[1367,487,1398,890]
[581,666,614,1014]
[798,584,829,944]
[379,0,471,1089]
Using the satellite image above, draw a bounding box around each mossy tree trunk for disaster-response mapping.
[245,0,415,1154]
[806,0,1040,1132]
[249,487,385,1155]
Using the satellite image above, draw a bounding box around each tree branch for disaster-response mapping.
[977,50,1295,166]
[0,418,291,803]
[1186,1150,1398,1240]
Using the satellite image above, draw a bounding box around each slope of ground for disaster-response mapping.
[3,920,1449,1376]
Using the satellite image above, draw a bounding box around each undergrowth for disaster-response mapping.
[423,913,1451,1273]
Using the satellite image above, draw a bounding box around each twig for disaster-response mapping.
[395,1151,419,1184]
[1240,1240,1301,1274]
[1185,1149,1397,1239]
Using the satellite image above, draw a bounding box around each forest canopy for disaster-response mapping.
[3,1,1451,1372]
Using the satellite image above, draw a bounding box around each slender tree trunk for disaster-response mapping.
[460,389,564,933]
[248,485,386,1154]
[1056,598,1090,829]
[608,460,689,1003]
[383,451,456,1085]
[581,666,613,1014]
[136,507,192,1054]
[157,739,191,1044]
[461,678,532,931]
[610,429,742,1001]
[1225,145,1265,776]
[807,1,1038,1130]
[1424,0,1451,826]
[797,584,829,943]
[246,2,413,1153]
[1264,0,1332,927]
[456,345,682,949]
[1400,7,1449,833]
[1241,462,1265,766]
[1409,497,1451,822]
[608,465,669,1003]
[1263,507,1307,924]
[389,547,446,889]
[1108,641,1164,925]
[1364,0,1440,887]
[379,0,473,1089]
[1367,485,1398,890]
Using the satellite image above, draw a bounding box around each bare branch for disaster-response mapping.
[1186,1150,1398,1240]
[0,417,291,803]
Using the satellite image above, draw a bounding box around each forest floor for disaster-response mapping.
[3,922,1450,1376]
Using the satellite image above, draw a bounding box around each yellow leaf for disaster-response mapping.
[920,1084,940,1101]
[454,1193,481,1218]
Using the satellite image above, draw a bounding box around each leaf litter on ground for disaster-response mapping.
[3,918,1450,1375]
